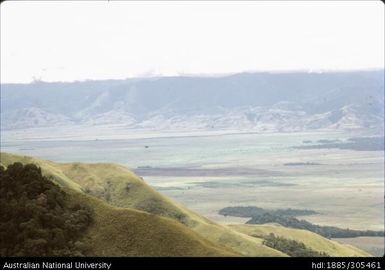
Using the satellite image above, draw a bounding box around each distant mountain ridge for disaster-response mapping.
[1,71,383,133]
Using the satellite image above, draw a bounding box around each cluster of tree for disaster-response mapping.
[295,136,384,151]
[262,233,329,257]
[246,213,384,238]
[0,163,93,256]
[219,206,318,218]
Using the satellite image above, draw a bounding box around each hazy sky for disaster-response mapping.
[1,1,384,83]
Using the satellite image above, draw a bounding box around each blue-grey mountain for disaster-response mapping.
[1,70,383,134]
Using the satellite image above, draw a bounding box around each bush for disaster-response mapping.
[262,233,329,257]
[247,213,384,238]
[0,162,93,256]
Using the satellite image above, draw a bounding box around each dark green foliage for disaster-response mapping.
[219,206,318,218]
[219,206,384,238]
[295,136,384,151]
[262,233,329,257]
[246,213,384,238]
[0,163,93,256]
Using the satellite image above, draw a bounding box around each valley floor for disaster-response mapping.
[1,129,383,256]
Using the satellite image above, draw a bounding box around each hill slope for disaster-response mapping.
[229,224,370,257]
[0,161,233,256]
[0,152,369,257]
[70,189,238,256]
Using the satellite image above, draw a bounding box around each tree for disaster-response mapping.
[0,162,93,256]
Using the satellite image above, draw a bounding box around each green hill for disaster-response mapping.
[0,152,370,257]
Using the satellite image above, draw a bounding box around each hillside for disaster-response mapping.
[0,152,370,257]
[229,224,370,257]
[70,189,238,256]
[0,161,236,256]
[0,152,284,257]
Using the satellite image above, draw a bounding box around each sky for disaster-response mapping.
[1,1,384,83]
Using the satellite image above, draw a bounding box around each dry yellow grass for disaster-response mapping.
[228,224,371,257]
[0,152,83,192]
[68,189,238,256]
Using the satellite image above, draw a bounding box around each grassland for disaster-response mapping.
[69,189,238,256]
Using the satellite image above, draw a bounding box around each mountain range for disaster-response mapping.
[1,70,384,133]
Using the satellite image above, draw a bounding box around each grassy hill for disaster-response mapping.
[69,189,238,256]
[0,152,284,256]
[0,162,233,256]
[0,152,370,257]
[229,224,370,257]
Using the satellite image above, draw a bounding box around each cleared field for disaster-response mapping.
[151,164,383,231]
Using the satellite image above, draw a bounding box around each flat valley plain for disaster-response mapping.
[1,128,384,255]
